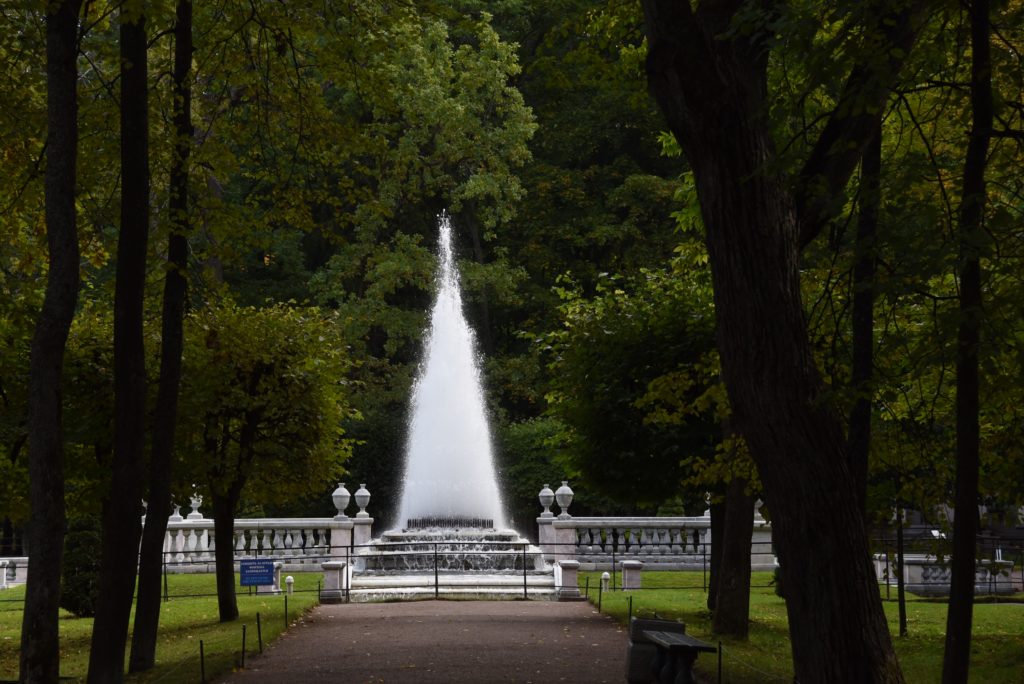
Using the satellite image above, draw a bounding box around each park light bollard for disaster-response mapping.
[554,559,581,600]
[601,571,610,592]
[285,575,294,595]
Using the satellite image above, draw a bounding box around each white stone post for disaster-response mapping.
[329,521,354,558]
[258,561,284,594]
[0,560,8,590]
[552,520,578,562]
[554,559,581,600]
[353,518,374,548]
[621,560,644,590]
[321,560,347,603]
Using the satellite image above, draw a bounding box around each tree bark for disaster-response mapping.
[849,124,881,517]
[129,0,192,672]
[20,2,82,681]
[641,2,918,680]
[942,1,991,681]
[88,8,150,682]
[713,477,754,638]
[211,492,241,622]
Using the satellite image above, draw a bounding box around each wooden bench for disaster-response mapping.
[643,629,717,684]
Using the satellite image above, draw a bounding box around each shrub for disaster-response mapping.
[60,518,102,617]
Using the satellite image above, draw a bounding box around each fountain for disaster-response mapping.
[353,214,546,588]
[396,212,505,526]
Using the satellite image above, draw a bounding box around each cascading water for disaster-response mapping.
[395,213,506,528]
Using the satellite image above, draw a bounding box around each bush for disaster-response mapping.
[772,565,784,598]
[60,518,102,617]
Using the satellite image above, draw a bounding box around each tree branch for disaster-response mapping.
[796,1,928,250]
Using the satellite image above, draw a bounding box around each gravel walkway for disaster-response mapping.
[217,600,628,684]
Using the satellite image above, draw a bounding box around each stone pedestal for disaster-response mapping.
[329,519,354,559]
[552,521,577,562]
[621,560,644,590]
[554,560,581,600]
[257,561,283,595]
[353,518,374,549]
[537,517,556,561]
[321,561,348,604]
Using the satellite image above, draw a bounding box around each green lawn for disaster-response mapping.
[0,573,322,683]
[581,570,1024,683]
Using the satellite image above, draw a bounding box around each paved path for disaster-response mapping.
[218,600,628,683]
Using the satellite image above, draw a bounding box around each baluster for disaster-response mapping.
[617,528,627,554]
[197,529,210,561]
[592,527,604,556]
[669,528,682,555]
[640,529,653,556]
[261,529,272,556]
[580,528,592,556]
[574,528,585,555]
[235,530,247,557]
[174,530,186,563]
[272,529,283,556]
[660,529,671,555]
[284,530,294,557]
[207,531,216,561]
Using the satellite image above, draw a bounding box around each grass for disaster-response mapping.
[0,573,322,683]
[581,570,1024,683]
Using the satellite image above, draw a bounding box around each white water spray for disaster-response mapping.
[396,214,506,527]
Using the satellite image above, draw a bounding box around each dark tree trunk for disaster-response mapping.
[211,492,241,622]
[849,124,881,517]
[706,497,725,611]
[942,1,991,681]
[129,1,192,672]
[88,8,150,683]
[19,3,82,681]
[713,477,754,638]
[641,2,920,680]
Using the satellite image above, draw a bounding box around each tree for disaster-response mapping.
[943,1,993,680]
[174,302,355,621]
[19,2,83,681]
[543,265,718,509]
[88,2,151,679]
[129,0,193,671]
[641,1,925,679]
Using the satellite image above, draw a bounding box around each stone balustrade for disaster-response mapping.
[160,517,362,571]
[535,483,776,571]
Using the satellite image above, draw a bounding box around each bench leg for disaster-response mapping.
[671,651,698,684]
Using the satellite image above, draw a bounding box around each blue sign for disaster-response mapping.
[240,558,275,586]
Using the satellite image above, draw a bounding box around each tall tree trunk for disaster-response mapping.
[88,7,150,682]
[211,492,241,622]
[20,2,82,681]
[642,2,919,680]
[713,477,754,638]
[849,124,881,517]
[942,1,991,681]
[129,0,192,672]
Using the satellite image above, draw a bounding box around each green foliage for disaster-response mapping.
[175,301,357,505]
[59,518,103,618]
[541,264,718,508]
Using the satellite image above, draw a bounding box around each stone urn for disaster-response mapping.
[555,481,574,519]
[538,484,555,518]
[354,483,371,518]
[332,482,351,519]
